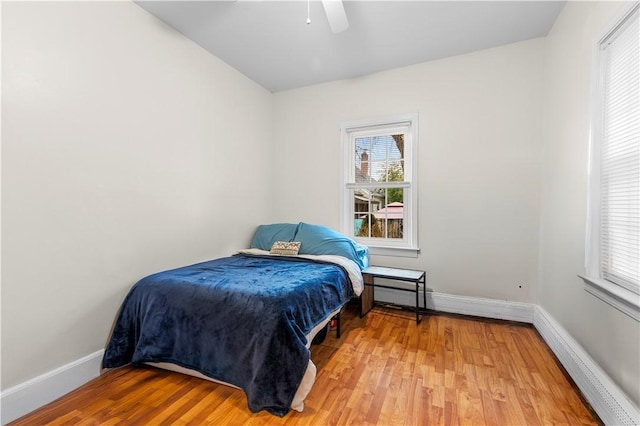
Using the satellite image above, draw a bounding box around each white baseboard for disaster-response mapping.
[533,306,640,426]
[373,287,534,323]
[0,349,104,425]
[429,292,534,323]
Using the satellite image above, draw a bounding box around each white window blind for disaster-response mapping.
[599,5,640,295]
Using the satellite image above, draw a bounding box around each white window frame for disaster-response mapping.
[581,3,640,322]
[340,113,419,257]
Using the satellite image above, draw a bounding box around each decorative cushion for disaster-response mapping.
[270,241,302,256]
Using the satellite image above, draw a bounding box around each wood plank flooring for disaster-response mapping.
[10,304,599,425]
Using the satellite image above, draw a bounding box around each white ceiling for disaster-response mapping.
[135,1,566,93]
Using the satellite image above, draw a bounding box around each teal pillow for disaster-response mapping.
[294,222,369,269]
[250,223,299,251]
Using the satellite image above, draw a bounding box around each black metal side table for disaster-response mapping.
[360,266,427,324]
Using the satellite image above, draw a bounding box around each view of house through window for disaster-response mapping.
[354,134,405,239]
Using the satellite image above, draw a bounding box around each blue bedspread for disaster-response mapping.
[102,254,354,416]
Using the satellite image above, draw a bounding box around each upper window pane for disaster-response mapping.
[354,134,405,183]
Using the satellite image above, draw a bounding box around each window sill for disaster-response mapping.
[368,245,420,258]
[579,275,640,322]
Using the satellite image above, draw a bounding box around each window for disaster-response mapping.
[583,3,639,321]
[340,114,418,256]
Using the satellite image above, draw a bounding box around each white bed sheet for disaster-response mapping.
[237,248,364,297]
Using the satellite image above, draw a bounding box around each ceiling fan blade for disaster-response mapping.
[322,0,349,34]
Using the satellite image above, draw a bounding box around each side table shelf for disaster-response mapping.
[360,266,427,324]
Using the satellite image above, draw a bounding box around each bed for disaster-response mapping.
[101,223,367,416]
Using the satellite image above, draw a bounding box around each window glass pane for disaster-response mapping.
[354,213,371,238]
[353,188,403,239]
[355,134,405,183]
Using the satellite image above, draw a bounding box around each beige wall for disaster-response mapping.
[539,1,640,407]
[1,1,273,389]
[273,39,544,303]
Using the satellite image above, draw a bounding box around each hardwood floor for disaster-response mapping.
[10,304,599,425]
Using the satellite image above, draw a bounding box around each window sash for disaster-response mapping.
[340,114,418,253]
[346,181,411,189]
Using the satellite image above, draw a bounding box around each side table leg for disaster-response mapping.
[415,281,421,324]
[422,278,427,318]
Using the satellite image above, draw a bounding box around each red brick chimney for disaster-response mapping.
[361,151,369,178]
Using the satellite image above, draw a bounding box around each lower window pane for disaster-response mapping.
[354,213,371,238]
[353,188,404,239]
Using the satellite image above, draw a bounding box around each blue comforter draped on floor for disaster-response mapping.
[102,254,354,416]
